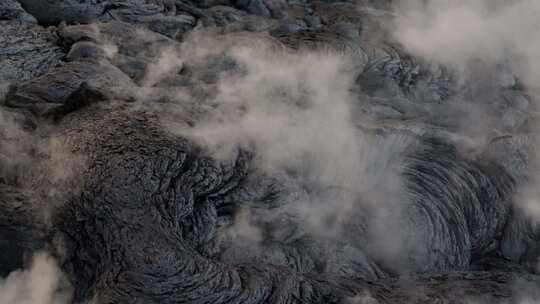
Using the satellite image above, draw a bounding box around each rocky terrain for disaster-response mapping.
[0,0,539,303]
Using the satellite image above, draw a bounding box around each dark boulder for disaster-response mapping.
[17,0,108,25]
[6,59,134,116]
[0,0,37,23]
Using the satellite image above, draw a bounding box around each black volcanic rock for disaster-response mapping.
[0,21,64,83]
[0,1,539,303]
[6,59,134,116]
[0,0,37,23]
[17,0,109,25]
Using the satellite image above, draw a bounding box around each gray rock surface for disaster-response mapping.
[17,0,108,25]
[0,21,64,83]
[0,1,539,303]
[0,0,37,23]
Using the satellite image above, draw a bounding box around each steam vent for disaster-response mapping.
[1,0,540,303]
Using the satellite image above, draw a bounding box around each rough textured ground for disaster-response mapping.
[0,1,539,303]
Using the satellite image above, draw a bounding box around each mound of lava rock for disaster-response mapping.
[0,1,539,303]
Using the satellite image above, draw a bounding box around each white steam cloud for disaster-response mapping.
[140,46,183,88]
[152,31,416,268]
[0,252,71,304]
[346,291,379,304]
[393,0,540,88]
[393,0,540,225]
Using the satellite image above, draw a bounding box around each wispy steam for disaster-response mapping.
[0,252,71,304]
[393,0,540,88]
[140,46,183,87]
[346,291,378,304]
[392,0,540,224]
[149,32,416,272]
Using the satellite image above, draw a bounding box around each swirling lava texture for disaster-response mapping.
[0,0,539,303]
